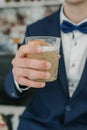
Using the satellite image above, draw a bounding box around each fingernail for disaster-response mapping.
[46,62,51,69]
[41,83,46,87]
[45,72,51,79]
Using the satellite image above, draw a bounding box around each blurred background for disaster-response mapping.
[0,0,63,130]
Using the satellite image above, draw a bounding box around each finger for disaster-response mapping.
[58,54,61,59]
[17,44,42,58]
[12,58,15,66]
[14,67,51,80]
[12,57,51,70]
[15,76,46,88]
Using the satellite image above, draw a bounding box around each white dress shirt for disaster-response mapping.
[15,7,87,97]
[61,7,87,97]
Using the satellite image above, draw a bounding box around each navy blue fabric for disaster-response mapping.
[5,7,87,130]
[61,20,87,33]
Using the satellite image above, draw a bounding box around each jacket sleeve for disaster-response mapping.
[4,69,21,98]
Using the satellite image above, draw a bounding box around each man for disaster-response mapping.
[5,0,87,129]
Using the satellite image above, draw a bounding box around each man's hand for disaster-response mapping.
[12,43,51,88]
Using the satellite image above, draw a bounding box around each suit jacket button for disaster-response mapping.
[12,92,15,97]
[65,105,71,111]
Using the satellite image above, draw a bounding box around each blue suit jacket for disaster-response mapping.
[5,8,87,130]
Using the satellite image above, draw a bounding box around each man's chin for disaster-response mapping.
[65,0,84,5]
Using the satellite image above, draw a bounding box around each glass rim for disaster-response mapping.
[25,36,60,40]
[25,36,60,52]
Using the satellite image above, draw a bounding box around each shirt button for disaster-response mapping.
[72,63,75,67]
[65,105,71,111]
[74,42,77,45]
[70,83,74,87]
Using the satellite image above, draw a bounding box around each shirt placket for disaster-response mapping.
[68,32,78,97]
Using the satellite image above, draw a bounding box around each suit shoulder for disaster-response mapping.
[25,9,60,36]
[27,10,59,30]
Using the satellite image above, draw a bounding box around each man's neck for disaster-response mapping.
[63,2,87,24]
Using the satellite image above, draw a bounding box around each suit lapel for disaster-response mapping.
[58,43,69,97]
[46,8,69,97]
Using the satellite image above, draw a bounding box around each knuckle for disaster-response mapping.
[19,45,24,51]
[12,68,15,74]
[12,59,14,66]
[12,68,17,77]
[12,58,18,67]
[23,78,30,86]
[15,51,20,59]
[25,59,32,67]
[40,60,47,69]
[28,59,41,69]
[14,59,17,66]
[21,68,30,78]
[18,45,25,55]
[23,69,29,76]
[18,69,22,76]
[29,70,40,79]
[27,69,34,79]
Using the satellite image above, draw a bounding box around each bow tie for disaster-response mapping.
[61,20,87,34]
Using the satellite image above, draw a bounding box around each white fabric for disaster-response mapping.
[61,6,87,97]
